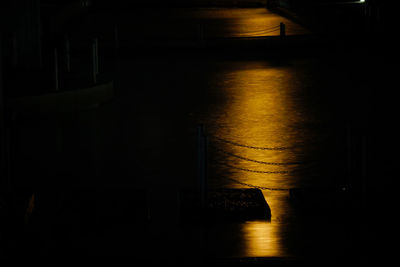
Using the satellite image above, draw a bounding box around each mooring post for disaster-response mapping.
[0,39,5,187]
[114,26,119,57]
[346,125,353,189]
[1,41,14,187]
[94,38,99,75]
[361,133,368,210]
[64,35,70,73]
[91,38,98,84]
[197,24,204,45]
[197,124,207,209]
[54,48,59,91]
[12,32,18,68]
[280,22,286,37]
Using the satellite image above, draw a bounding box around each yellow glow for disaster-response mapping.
[215,64,301,190]
[242,221,284,257]
[213,62,304,257]
[228,9,311,37]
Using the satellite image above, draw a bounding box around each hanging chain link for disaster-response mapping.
[219,162,289,174]
[213,136,291,151]
[226,177,290,191]
[213,146,302,166]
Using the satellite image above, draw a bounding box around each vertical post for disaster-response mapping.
[37,3,43,69]
[280,22,286,37]
[94,38,99,75]
[64,35,70,73]
[54,48,59,91]
[346,126,353,189]
[91,39,98,84]
[12,32,18,68]
[197,124,207,209]
[0,38,5,187]
[176,190,181,224]
[197,24,204,46]
[361,134,367,210]
[1,39,15,187]
[114,26,119,57]
[2,38,13,186]
[5,118,12,187]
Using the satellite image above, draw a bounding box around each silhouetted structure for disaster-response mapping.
[0,1,397,266]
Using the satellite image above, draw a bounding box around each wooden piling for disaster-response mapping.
[0,39,6,186]
[54,48,59,91]
[12,32,18,68]
[197,124,207,208]
[197,24,205,46]
[94,38,99,75]
[64,35,70,73]
[91,39,98,84]
[280,22,286,37]
[114,26,119,56]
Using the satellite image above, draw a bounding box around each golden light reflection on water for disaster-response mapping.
[242,221,284,257]
[214,64,304,190]
[231,11,310,37]
[211,62,308,257]
[124,8,311,39]
[197,8,311,37]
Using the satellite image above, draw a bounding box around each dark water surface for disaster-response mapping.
[9,7,372,265]
[98,9,369,263]
[106,53,361,262]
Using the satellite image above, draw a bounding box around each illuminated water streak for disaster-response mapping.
[205,61,321,257]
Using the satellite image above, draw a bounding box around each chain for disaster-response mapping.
[203,127,295,191]
[218,162,288,174]
[213,136,290,151]
[214,147,302,166]
[235,25,280,36]
[258,27,281,35]
[226,177,290,191]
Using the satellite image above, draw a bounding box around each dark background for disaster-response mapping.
[1,0,398,265]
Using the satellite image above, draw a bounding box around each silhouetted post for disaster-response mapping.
[197,124,207,209]
[2,40,14,186]
[114,26,119,57]
[361,134,368,209]
[91,38,99,75]
[0,39,5,186]
[346,126,353,189]
[280,22,286,37]
[64,35,70,73]
[11,32,18,68]
[91,38,98,84]
[197,24,204,44]
[94,38,99,75]
[54,48,59,91]
[176,190,181,224]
